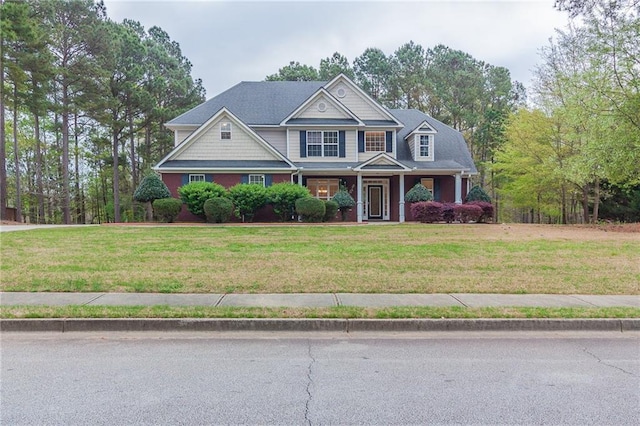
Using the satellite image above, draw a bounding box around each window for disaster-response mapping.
[248,174,265,187]
[306,179,339,200]
[189,174,205,183]
[306,130,339,157]
[420,178,434,195]
[220,122,231,140]
[365,131,385,152]
[419,135,431,157]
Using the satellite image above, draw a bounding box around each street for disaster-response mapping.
[1,331,639,425]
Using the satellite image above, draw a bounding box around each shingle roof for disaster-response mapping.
[167,81,327,126]
[160,160,294,170]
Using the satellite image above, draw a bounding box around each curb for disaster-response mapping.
[2,318,639,333]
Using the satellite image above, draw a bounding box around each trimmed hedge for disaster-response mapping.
[267,182,311,221]
[228,183,267,222]
[466,201,494,222]
[442,203,456,223]
[411,201,443,223]
[323,200,339,222]
[178,182,227,218]
[465,185,491,203]
[454,203,483,223]
[152,198,182,223]
[203,197,234,223]
[133,174,170,203]
[295,197,326,222]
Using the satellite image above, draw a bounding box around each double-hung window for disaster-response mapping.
[419,135,431,158]
[220,122,231,140]
[307,130,338,157]
[248,174,265,187]
[189,174,205,183]
[365,131,385,152]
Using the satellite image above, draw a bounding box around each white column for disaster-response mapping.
[399,174,405,223]
[357,173,363,223]
[455,172,462,204]
[298,170,303,186]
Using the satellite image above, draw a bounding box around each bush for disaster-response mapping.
[332,189,355,221]
[203,197,234,223]
[323,200,339,222]
[405,183,433,203]
[441,203,456,223]
[228,183,268,222]
[295,197,326,222]
[267,182,311,221]
[411,201,443,223]
[152,198,182,223]
[178,182,227,218]
[134,174,171,221]
[455,203,483,223]
[465,185,491,203]
[466,201,494,223]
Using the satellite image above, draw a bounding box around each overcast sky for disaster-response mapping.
[103,0,571,99]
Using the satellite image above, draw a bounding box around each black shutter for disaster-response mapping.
[434,179,441,201]
[358,131,365,153]
[205,174,214,182]
[181,174,189,186]
[241,174,249,184]
[265,174,273,187]
[338,131,346,158]
[300,131,307,158]
[385,131,393,153]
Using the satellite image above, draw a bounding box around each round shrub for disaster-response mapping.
[405,183,433,203]
[466,201,494,222]
[441,203,456,223]
[323,200,339,222]
[228,183,267,222]
[465,185,491,203]
[133,174,171,203]
[178,182,227,218]
[411,201,443,223]
[203,197,234,223]
[454,203,483,223]
[332,190,355,221]
[267,182,311,221]
[295,197,326,222]
[152,198,182,223]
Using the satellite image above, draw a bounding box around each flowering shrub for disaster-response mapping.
[466,201,494,222]
[411,201,443,223]
[454,203,483,223]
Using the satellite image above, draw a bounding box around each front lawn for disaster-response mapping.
[1,223,638,295]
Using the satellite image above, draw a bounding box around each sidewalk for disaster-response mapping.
[1,292,638,308]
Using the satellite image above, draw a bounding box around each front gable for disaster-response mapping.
[353,153,411,172]
[280,88,363,126]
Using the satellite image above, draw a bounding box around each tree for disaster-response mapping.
[266,61,319,81]
[389,41,426,109]
[319,52,354,80]
[332,189,355,221]
[228,183,267,222]
[133,173,170,221]
[353,47,392,101]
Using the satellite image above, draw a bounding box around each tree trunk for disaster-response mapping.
[12,83,22,223]
[34,113,44,223]
[582,184,590,224]
[74,113,82,223]
[129,111,137,193]
[0,34,7,221]
[112,117,121,223]
[560,184,567,225]
[61,84,71,224]
[146,201,153,222]
[592,176,600,224]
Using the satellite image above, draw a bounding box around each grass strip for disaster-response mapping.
[2,305,638,319]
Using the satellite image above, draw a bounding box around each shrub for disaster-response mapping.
[133,174,171,221]
[152,198,182,223]
[465,185,491,203]
[404,183,433,203]
[332,189,355,221]
[295,197,326,222]
[228,183,268,222]
[267,182,311,221]
[178,182,227,218]
[466,201,494,223]
[203,197,234,223]
[323,200,339,222]
[455,203,483,223]
[411,201,443,223]
[441,203,456,223]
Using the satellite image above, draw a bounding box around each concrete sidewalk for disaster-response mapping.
[1,292,638,308]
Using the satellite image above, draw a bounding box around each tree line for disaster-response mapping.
[1,0,204,224]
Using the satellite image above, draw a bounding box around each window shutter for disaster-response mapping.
[265,174,273,187]
[358,131,365,153]
[385,131,393,153]
[241,174,249,184]
[205,174,214,183]
[434,179,441,201]
[338,131,346,158]
[302,177,307,186]
[299,131,307,158]
[181,174,189,186]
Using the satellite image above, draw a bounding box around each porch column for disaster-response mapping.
[455,172,462,204]
[297,170,303,186]
[399,173,405,223]
[357,173,363,223]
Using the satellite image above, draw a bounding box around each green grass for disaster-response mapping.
[1,305,637,319]
[1,223,638,294]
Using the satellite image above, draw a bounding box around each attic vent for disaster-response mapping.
[318,102,327,112]
[336,87,346,98]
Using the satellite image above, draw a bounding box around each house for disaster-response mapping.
[154,74,477,222]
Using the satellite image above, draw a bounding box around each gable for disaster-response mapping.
[296,94,352,120]
[325,75,401,123]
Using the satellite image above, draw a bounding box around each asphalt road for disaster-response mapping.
[2,331,639,425]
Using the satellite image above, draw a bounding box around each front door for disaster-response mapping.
[368,185,383,219]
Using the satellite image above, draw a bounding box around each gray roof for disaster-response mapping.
[168,81,326,126]
[285,118,360,126]
[160,160,294,170]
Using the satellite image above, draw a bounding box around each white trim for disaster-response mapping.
[404,120,438,140]
[353,153,412,172]
[362,178,390,221]
[279,88,364,126]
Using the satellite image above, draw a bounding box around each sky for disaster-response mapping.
[103,0,572,99]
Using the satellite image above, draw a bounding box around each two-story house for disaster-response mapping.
[154,74,477,222]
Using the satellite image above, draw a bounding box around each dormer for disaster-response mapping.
[405,120,437,161]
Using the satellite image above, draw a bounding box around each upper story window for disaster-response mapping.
[189,174,205,183]
[307,130,338,157]
[248,174,265,187]
[306,178,339,200]
[419,135,431,157]
[365,131,385,152]
[220,122,231,140]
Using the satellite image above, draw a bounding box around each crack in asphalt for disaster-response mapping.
[582,347,636,376]
[304,340,316,426]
